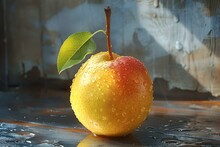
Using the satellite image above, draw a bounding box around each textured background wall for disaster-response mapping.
[1,0,220,97]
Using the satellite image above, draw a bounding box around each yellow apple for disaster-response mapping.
[70,51,153,136]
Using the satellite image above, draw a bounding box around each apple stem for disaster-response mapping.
[105,6,114,60]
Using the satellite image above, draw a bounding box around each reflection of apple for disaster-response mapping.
[77,133,142,146]
[70,51,153,136]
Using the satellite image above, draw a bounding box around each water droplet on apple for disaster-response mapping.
[134,79,139,83]
[96,83,100,87]
[102,116,107,120]
[141,107,146,112]
[122,112,126,117]
[92,121,98,127]
[112,108,116,112]
[149,85,153,92]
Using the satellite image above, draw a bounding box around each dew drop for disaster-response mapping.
[26,140,32,144]
[154,0,159,8]
[151,136,157,140]
[60,115,66,118]
[174,15,179,23]
[178,120,183,123]
[162,139,179,144]
[206,127,212,130]
[164,124,169,127]
[175,41,183,50]
[153,13,157,18]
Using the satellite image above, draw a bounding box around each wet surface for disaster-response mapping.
[0,88,220,146]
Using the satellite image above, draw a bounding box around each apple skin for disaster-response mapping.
[70,51,153,136]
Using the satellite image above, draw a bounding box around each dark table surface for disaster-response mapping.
[0,88,220,146]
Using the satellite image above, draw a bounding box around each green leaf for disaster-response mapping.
[57,30,105,74]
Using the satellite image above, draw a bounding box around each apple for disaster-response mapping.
[58,6,153,137]
[70,51,152,136]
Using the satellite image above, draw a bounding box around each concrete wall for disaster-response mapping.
[1,0,220,97]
